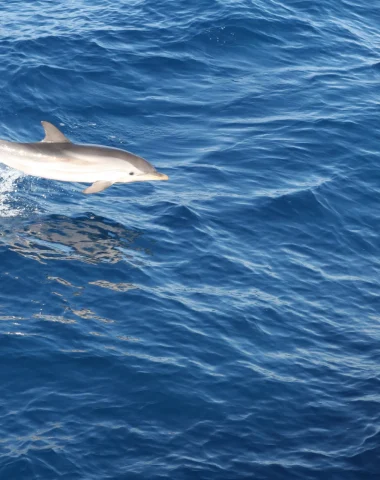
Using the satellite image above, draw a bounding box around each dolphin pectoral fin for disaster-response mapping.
[82,181,114,194]
[41,121,71,143]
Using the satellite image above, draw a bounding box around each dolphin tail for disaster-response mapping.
[82,181,114,194]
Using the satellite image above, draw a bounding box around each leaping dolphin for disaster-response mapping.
[0,121,169,194]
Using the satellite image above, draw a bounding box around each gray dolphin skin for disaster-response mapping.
[0,121,169,194]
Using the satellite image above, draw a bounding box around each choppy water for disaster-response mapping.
[0,1,380,479]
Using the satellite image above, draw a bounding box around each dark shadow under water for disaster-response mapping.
[0,212,152,264]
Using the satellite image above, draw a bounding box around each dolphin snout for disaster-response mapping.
[133,171,169,182]
[155,172,169,181]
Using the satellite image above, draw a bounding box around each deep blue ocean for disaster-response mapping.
[0,1,379,478]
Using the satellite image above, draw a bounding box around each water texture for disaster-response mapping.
[0,1,379,479]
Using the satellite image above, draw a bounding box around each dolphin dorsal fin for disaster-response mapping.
[41,121,71,143]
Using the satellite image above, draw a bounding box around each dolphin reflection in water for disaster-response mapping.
[0,122,169,194]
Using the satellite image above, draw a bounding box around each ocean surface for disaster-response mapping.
[0,1,379,479]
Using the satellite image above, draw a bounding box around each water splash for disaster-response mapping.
[0,167,23,217]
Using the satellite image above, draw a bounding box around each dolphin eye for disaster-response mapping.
[129,172,134,176]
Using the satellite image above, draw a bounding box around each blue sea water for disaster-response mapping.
[0,0,379,478]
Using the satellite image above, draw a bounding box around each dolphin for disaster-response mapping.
[0,121,169,194]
